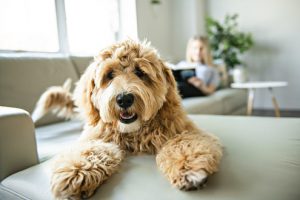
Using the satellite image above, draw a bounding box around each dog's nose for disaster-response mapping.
[116,93,134,109]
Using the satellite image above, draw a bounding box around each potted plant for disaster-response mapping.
[206,14,253,83]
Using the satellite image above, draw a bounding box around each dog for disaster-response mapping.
[33,40,222,199]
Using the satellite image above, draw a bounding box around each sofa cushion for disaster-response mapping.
[182,88,247,115]
[182,96,224,114]
[0,56,79,126]
[70,56,93,75]
[35,119,83,162]
[213,88,248,114]
[1,115,299,200]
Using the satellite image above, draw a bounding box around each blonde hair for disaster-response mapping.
[186,35,214,67]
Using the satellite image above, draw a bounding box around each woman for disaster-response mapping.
[175,36,220,98]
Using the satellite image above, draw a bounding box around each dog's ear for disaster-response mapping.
[160,61,183,103]
[74,63,100,126]
[160,61,177,90]
[157,61,183,119]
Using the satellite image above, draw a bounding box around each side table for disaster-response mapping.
[231,81,288,117]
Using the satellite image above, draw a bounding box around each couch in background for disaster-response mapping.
[0,56,247,161]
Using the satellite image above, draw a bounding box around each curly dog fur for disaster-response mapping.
[47,40,222,199]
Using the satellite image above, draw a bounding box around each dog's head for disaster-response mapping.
[74,40,179,133]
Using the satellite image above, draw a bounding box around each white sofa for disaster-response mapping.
[1,106,299,200]
[0,56,247,161]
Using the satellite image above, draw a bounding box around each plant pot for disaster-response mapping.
[232,66,248,83]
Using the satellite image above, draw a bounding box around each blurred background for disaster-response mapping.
[0,0,299,114]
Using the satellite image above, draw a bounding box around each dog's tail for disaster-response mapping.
[31,78,78,123]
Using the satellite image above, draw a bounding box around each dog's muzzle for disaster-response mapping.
[116,93,137,124]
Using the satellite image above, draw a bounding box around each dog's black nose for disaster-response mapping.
[116,93,134,109]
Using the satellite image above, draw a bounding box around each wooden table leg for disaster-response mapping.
[268,88,281,117]
[247,88,255,116]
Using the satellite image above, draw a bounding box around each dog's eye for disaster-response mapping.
[106,70,114,80]
[134,68,145,78]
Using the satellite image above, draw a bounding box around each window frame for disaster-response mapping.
[0,0,129,57]
[55,0,69,55]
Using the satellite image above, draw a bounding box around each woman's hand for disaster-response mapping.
[187,77,203,88]
[187,76,216,95]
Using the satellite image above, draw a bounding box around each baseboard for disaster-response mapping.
[252,109,300,118]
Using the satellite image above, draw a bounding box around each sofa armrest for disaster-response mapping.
[0,106,38,181]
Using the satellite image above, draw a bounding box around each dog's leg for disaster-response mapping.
[156,133,222,191]
[51,140,124,199]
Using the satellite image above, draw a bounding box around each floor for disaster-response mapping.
[252,109,300,118]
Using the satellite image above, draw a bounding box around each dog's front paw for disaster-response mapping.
[51,161,103,200]
[50,140,124,199]
[174,169,208,191]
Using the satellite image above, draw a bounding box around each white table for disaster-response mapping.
[231,81,288,117]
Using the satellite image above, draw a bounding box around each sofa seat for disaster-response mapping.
[1,115,299,200]
[35,120,83,162]
[182,88,247,115]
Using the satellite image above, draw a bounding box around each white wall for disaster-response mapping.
[136,0,206,62]
[206,0,300,110]
[170,0,206,62]
[135,0,173,60]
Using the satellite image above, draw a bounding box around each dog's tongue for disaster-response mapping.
[120,111,135,119]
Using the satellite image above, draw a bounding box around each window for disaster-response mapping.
[0,0,137,55]
[65,0,119,55]
[0,0,59,52]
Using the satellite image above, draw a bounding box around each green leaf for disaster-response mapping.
[205,13,253,69]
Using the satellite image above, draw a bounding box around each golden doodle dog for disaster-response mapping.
[33,40,222,199]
